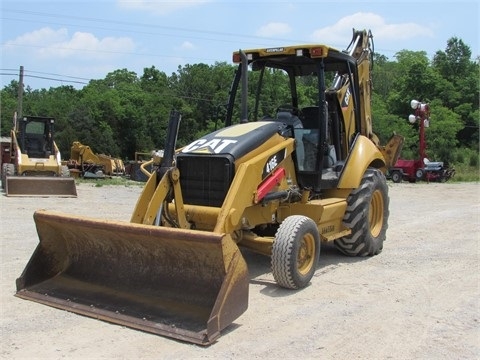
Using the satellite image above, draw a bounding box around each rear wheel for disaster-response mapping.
[334,168,389,256]
[272,215,320,289]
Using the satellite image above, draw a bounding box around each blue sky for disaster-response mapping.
[1,0,479,90]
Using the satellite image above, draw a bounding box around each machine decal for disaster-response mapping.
[341,87,351,108]
[321,225,335,234]
[262,149,286,179]
[266,47,285,53]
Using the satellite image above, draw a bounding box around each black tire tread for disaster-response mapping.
[272,215,320,289]
[334,169,389,257]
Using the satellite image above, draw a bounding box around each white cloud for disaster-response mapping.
[4,27,135,60]
[4,27,68,48]
[42,32,135,59]
[180,41,195,50]
[311,12,434,46]
[256,22,292,37]
[117,0,211,15]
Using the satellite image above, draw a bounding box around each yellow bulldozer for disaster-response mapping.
[1,115,77,197]
[15,29,403,345]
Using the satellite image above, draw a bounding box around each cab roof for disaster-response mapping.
[233,44,356,76]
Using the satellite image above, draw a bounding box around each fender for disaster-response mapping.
[338,134,385,189]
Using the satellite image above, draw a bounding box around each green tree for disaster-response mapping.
[432,37,479,147]
[424,100,463,163]
[0,81,19,136]
[139,66,171,152]
[372,53,398,100]
[386,50,439,116]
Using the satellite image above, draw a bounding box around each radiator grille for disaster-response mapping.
[176,155,234,207]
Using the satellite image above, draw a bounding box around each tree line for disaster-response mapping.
[1,37,478,166]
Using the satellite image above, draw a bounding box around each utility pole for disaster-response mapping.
[17,66,24,119]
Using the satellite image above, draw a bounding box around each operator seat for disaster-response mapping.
[299,105,338,170]
[275,111,303,129]
[301,106,320,128]
[25,134,47,158]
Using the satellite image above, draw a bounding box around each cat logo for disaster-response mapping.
[182,138,237,154]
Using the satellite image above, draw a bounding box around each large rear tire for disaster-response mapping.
[334,168,389,256]
[272,215,320,289]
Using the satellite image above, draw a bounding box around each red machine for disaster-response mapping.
[389,100,454,183]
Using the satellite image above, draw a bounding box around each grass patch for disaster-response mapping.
[450,164,480,182]
[75,176,145,187]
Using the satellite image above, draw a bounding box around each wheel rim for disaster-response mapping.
[297,233,316,275]
[369,189,384,237]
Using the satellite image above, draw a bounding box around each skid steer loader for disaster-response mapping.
[16,29,403,345]
[2,115,77,197]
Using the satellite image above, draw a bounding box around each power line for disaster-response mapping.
[1,68,92,81]
[1,9,298,43]
[23,70,91,82]
[1,68,90,85]
[0,16,312,57]
[24,74,88,85]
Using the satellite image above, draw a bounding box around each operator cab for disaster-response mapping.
[229,42,363,192]
[17,116,55,159]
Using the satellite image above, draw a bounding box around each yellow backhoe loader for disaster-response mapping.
[16,29,403,345]
[2,115,77,197]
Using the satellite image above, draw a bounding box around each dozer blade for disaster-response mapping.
[6,177,77,197]
[15,210,249,345]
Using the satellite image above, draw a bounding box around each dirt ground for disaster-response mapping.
[0,181,478,359]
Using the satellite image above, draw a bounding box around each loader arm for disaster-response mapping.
[131,110,189,228]
[130,167,189,229]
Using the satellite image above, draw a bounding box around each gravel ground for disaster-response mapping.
[1,181,479,359]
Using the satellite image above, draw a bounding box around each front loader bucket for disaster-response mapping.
[15,210,249,345]
[6,177,77,197]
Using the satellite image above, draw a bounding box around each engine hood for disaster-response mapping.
[180,121,285,160]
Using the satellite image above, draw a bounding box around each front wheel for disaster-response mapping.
[61,165,71,177]
[334,168,389,256]
[391,171,402,183]
[271,215,320,289]
[415,168,425,180]
[2,163,15,190]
